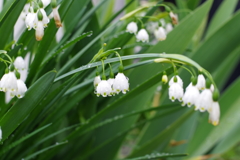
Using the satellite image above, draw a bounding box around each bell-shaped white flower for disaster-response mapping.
[41,0,51,7]
[168,83,183,102]
[14,57,26,71]
[166,23,173,33]
[25,8,37,30]
[195,89,213,112]
[169,11,178,25]
[169,75,183,87]
[136,29,149,43]
[182,85,200,107]
[196,74,206,90]
[11,79,28,98]
[53,7,62,28]
[1,72,18,92]
[107,78,115,86]
[146,22,158,33]
[112,73,129,94]
[39,8,50,27]
[35,21,44,41]
[208,101,220,126]
[154,27,166,41]
[93,76,101,88]
[96,80,112,97]
[126,22,138,34]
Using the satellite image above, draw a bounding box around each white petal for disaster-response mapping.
[168,83,183,102]
[96,80,112,97]
[208,101,220,126]
[169,75,183,87]
[41,0,51,7]
[14,56,26,70]
[112,73,129,94]
[35,21,44,41]
[126,22,138,34]
[182,85,199,107]
[93,76,101,87]
[196,74,206,90]
[136,29,149,43]
[154,27,166,41]
[195,89,213,112]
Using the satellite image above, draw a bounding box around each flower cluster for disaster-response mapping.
[0,57,28,99]
[125,11,178,43]
[24,0,62,41]
[167,74,220,126]
[94,72,129,97]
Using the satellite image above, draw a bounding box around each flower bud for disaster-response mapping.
[212,88,219,101]
[162,74,168,84]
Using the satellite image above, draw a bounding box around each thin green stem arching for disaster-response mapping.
[175,64,194,77]
[136,18,144,28]
[101,60,106,80]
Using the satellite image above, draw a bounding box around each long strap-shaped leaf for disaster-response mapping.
[0,71,56,142]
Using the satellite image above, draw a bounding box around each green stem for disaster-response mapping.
[101,60,106,80]
[136,18,144,28]
[175,64,194,77]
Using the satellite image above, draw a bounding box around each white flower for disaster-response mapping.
[112,73,129,94]
[96,80,112,97]
[1,72,18,92]
[126,22,138,34]
[196,74,206,90]
[35,21,44,41]
[186,82,193,90]
[195,89,213,112]
[166,23,173,33]
[208,101,220,126]
[107,78,115,86]
[39,8,50,27]
[182,85,200,107]
[146,22,158,33]
[53,8,62,28]
[154,27,166,41]
[136,29,149,43]
[11,79,28,98]
[93,76,101,87]
[41,0,51,7]
[169,11,178,25]
[14,57,26,71]
[169,75,183,87]
[168,83,184,102]
[25,8,37,30]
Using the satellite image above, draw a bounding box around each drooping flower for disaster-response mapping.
[93,76,101,88]
[14,57,26,71]
[196,74,206,90]
[195,89,213,112]
[126,22,138,34]
[96,80,112,97]
[136,29,149,43]
[53,7,62,28]
[112,73,129,94]
[169,11,178,25]
[169,75,183,87]
[25,7,37,30]
[154,27,166,41]
[39,8,50,27]
[165,23,173,33]
[182,85,200,107]
[1,72,18,92]
[35,21,44,41]
[107,78,115,86]
[208,101,220,126]
[168,83,184,102]
[11,79,28,98]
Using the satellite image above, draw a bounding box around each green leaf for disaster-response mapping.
[205,0,238,39]
[120,153,187,160]
[0,71,56,142]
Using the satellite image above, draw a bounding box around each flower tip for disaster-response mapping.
[212,121,219,126]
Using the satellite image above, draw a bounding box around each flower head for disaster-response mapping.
[126,22,138,34]
[96,80,112,97]
[169,11,178,25]
[196,74,206,90]
[14,57,26,71]
[169,75,183,87]
[182,85,200,107]
[39,8,50,27]
[168,83,184,102]
[1,72,18,92]
[136,29,149,43]
[195,89,213,112]
[208,101,220,126]
[25,7,37,30]
[35,21,44,41]
[11,79,28,98]
[93,76,101,88]
[154,27,166,41]
[112,73,129,94]
[53,7,62,28]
